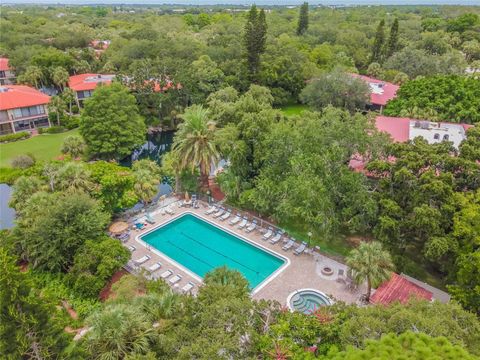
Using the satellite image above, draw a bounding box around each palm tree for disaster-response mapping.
[56,162,93,193]
[61,88,75,114]
[18,65,44,88]
[51,66,69,90]
[61,135,86,158]
[346,241,394,302]
[48,95,66,126]
[133,169,160,204]
[85,304,154,359]
[173,105,220,190]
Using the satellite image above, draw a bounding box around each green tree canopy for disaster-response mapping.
[80,82,147,160]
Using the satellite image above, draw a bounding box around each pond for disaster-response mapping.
[0,183,15,230]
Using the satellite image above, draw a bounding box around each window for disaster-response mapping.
[77,90,92,99]
[12,105,45,119]
[443,134,449,141]
[433,133,440,140]
[0,71,5,78]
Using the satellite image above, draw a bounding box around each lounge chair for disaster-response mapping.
[127,245,136,252]
[181,281,195,294]
[193,200,199,208]
[168,274,182,285]
[237,217,248,229]
[118,232,130,243]
[159,207,166,216]
[133,255,151,266]
[270,231,283,244]
[245,220,257,233]
[220,210,231,221]
[145,213,156,224]
[147,262,162,273]
[262,226,274,240]
[160,269,173,279]
[205,205,218,215]
[282,239,295,251]
[294,242,307,255]
[229,213,242,225]
[165,206,175,215]
[213,207,225,218]
[135,222,146,230]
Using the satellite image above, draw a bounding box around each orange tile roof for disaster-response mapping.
[350,73,399,106]
[370,273,433,305]
[68,73,114,92]
[0,58,11,72]
[0,85,50,111]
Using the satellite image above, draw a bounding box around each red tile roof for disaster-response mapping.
[68,73,114,92]
[0,58,11,72]
[370,273,433,305]
[0,85,50,111]
[376,115,411,142]
[350,74,399,106]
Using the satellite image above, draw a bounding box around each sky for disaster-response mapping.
[4,0,480,5]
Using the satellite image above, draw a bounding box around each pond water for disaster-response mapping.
[0,184,15,230]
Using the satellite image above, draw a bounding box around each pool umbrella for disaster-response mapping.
[109,221,129,235]
[185,192,190,201]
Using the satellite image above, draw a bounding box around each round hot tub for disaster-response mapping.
[287,289,333,314]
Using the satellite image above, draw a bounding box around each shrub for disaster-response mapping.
[11,154,36,169]
[44,126,65,134]
[0,131,30,143]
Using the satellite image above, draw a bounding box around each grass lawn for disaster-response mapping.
[279,103,311,116]
[0,129,79,167]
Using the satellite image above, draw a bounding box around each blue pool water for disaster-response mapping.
[140,213,285,289]
[289,290,332,314]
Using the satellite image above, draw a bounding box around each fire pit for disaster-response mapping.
[321,267,334,276]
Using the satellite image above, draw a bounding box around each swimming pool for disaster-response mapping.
[287,289,333,314]
[138,213,288,291]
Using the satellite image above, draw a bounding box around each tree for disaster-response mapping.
[173,105,220,189]
[346,241,394,301]
[296,2,309,36]
[61,87,75,114]
[67,237,130,298]
[9,176,44,212]
[244,5,267,81]
[48,95,66,126]
[61,135,86,158]
[384,75,480,123]
[370,19,385,63]
[56,162,93,193]
[322,331,477,360]
[80,82,146,160]
[300,70,370,112]
[14,192,109,272]
[200,266,250,302]
[51,66,69,90]
[17,65,44,88]
[0,248,70,359]
[183,55,225,104]
[83,304,155,359]
[385,18,399,58]
[132,159,161,204]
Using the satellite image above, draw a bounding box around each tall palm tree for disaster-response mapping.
[85,304,154,359]
[133,169,159,204]
[51,66,69,90]
[173,105,220,189]
[48,96,66,126]
[18,66,44,89]
[61,88,75,114]
[346,241,395,302]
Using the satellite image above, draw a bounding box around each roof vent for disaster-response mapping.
[414,121,421,128]
[420,121,429,129]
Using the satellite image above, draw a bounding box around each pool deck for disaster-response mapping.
[120,201,366,306]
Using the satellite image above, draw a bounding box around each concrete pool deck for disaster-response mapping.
[120,201,366,305]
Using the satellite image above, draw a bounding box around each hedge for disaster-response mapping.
[0,131,31,143]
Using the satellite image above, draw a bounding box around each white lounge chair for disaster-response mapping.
[160,269,173,279]
[133,255,151,266]
[213,208,225,218]
[270,232,283,244]
[237,217,248,229]
[262,226,274,240]
[220,210,231,221]
[147,262,162,273]
[229,213,241,225]
[165,206,175,215]
[205,205,218,215]
[245,220,257,233]
[282,239,295,251]
[169,274,182,285]
[294,242,307,255]
[127,245,136,252]
[181,281,195,294]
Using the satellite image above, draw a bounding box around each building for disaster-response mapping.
[68,73,115,105]
[0,58,16,85]
[370,272,450,305]
[0,85,51,135]
[350,74,399,112]
[376,116,472,149]
[89,40,111,57]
